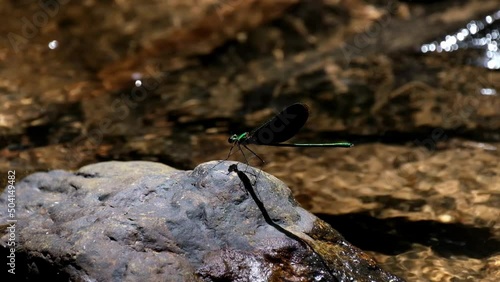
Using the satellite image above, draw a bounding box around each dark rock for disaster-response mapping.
[0,161,404,281]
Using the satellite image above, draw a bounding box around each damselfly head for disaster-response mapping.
[228,133,249,144]
[228,134,239,144]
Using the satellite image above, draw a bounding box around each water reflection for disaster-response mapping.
[480,88,497,96]
[421,10,500,70]
[48,40,58,50]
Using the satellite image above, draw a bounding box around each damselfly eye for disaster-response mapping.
[228,134,237,143]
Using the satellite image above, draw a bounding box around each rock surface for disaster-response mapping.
[0,161,403,281]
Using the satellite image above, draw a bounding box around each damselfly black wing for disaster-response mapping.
[245,103,309,145]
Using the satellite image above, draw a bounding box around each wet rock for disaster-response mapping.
[0,161,403,281]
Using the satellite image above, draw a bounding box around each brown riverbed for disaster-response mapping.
[1,1,499,281]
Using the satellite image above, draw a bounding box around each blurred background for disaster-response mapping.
[0,0,499,280]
